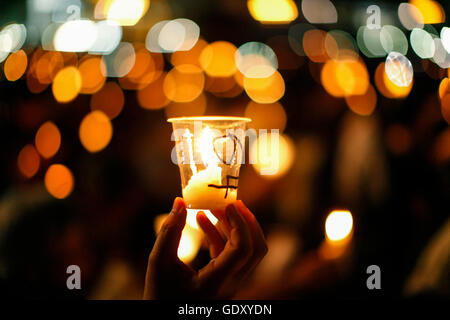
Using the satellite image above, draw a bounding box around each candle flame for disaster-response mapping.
[199,126,219,168]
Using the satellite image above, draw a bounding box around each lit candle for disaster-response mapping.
[182,126,237,210]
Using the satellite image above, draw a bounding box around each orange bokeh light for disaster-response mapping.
[163,64,205,103]
[79,110,113,153]
[90,81,124,119]
[4,50,28,81]
[245,100,287,131]
[375,62,413,99]
[137,72,169,110]
[44,164,74,199]
[170,38,208,67]
[78,56,106,94]
[303,29,329,63]
[441,94,450,124]
[345,84,377,116]
[35,121,61,159]
[438,78,450,100]
[17,144,40,178]
[35,51,64,84]
[243,70,285,103]
[165,93,207,118]
[199,41,237,77]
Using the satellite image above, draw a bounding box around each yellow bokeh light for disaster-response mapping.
[79,56,106,94]
[247,0,298,24]
[90,81,124,119]
[244,70,285,103]
[17,144,40,178]
[99,0,150,26]
[409,0,445,24]
[44,164,74,199]
[4,50,27,81]
[79,110,113,153]
[250,133,294,179]
[35,121,61,159]
[163,64,205,103]
[52,66,82,103]
[199,41,237,77]
[325,210,353,242]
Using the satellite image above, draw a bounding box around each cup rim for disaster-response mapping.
[167,116,252,123]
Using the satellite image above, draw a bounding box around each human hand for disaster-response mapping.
[143,197,267,299]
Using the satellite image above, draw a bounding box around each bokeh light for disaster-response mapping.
[303,29,329,63]
[0,23,26,54]
[54,20,98,52]
[325,210,353,242]
[247,0,298,24]
[199,41,237,77]
[165,93,207,118]
[101,42,136,78]
[90,81,124,119]
[97,0,150,26]
[44,164,74,199]
[380,25,408,55]
[301,0,338,24]
[52,66,82,103]
[35,51,64,85]
[375,62,413,99]
[137,72,169,110]
[89,20,122,55]
[163,64,205,102]
[398,3,424,30]
[250,133,295,179]
[17,144,40,178]
[411,28,435,59]
[170,38,207,67]
[35,121,61,159]
[440,94,450,124]
[79,56,106,94]
[345,84,377,116]
[409,0,445,24]
[385,52,413,87]
[244,70,285,103]
[235,42,278,78]
[4,50,27,81]
[79,110,113,153]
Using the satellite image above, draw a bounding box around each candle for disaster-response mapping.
[182,126,237,210]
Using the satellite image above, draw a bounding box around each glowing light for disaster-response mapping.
[153,213,203,263]
[250,133,294,179]
[79,110,113,153]
[245,101,287,132]
[199,41,237,77]
[97,0,150,26]
[44,164,74,199]
[357,26,386,58]
[409,0,445,24]
[90,82,124,119]
[35,121,61,159]
[235,42,278,78]
[52,66,82,103]
[54,20,98,52]
[325,210,353,242]
[160,19,199,52]
[441,27,450,55]
[101,42,135,77]
[205,75,235,94]
[432,38,450,69]
[439,78,450,100]
[303,29,328,63]
[247,0,298,24]
[411,28,435,58]
[89,20,122,55]
[78,56,106,94]
[244,70,285,103]
[0,23,26,53]
[4,50,27,81]
[35,51,64,84]
[385,52,413,87]
[288,23,315,56]
[170,38,208,67]
[137,72,169,110]
[325,30,359,61]
[375,62,413,99]
[380,25,408,55]
[321,59,370,97]
[398,3,424,30]
[163,64,205,103]
[345,84,377,116]
[17,144,40,178]
[301,0,338,24]
[433,128,450,164]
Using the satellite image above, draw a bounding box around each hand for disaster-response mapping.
[143,198,267,299]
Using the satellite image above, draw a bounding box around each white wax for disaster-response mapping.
[182,165,236,210]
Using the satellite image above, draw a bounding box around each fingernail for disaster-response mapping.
[226,204,237,227]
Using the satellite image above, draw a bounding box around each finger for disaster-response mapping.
[210,208,232,238]
[198,204,252,292]
[149,197,187,264]
[197,211,225,259]
[234,200,268,275]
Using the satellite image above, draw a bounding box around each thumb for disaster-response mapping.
[151,197,187,263]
